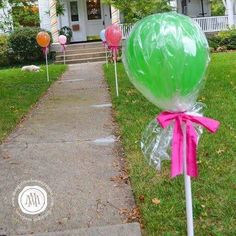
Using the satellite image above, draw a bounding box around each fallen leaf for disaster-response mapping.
[119,208,129,215]
[3,155,10,160]
[139,195,145,202]
[152,198,161,205]
[110,174,129,184]
[119,207,141,223]
[216,149,225,154]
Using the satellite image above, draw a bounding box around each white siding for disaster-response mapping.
[177,0,211,17]
[38,0,51,31]
[0,2,13,34]
[187,0,211,17]
[0,8,7,33]
[234,2,236,14]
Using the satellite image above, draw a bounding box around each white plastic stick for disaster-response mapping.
[63,50,66,65]
[105,48,108,67]
[45,51,49,82]
[183,124,194,236]
[114,59,119,97]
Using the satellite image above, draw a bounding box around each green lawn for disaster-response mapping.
[104,52,236,235]
[0,64,67,143]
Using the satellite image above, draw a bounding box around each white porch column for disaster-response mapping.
[111,6,120,24]
[49,0,59,43]
[226,0,235,27]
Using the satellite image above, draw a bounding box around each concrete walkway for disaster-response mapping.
[0,63,141,235]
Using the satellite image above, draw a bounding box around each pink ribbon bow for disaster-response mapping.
[109,46,119,61]
[42,47,48,55]
[157,111,220,177]
[61,44,66,52]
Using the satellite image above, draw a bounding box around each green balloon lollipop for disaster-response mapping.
[123,12,210,111]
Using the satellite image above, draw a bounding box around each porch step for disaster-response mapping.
[66,41,104,50]
[56,51,107,60]
[55,42,109,64]
[55,56,107,64]
[57,47,106,55]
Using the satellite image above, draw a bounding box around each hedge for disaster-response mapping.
[0,34,9,66]
[8,27,52,64]
[208,28,236,51]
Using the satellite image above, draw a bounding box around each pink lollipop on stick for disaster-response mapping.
[105,24,122,97]
[59,35,67,64]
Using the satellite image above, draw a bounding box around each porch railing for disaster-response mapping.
[193,15,229,32]
[119,23,134,39]
[119,15,233,39]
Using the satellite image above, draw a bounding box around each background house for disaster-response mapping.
[1,0,236,41]
[171,0,211,17]
[0,0,39,34]
[0,1,13,33]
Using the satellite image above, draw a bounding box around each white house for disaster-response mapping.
[37,0,236,43]
[38,0,212,42]
[1,0,236,41]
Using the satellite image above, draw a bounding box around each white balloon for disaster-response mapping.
[100,29,106,42]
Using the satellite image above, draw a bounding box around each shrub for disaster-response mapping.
[211,0,225,16]
[0,34,9,66]
[207,28,236,51]
[218,29,236,49]
[9,27,52,64]
[207,35,221,49]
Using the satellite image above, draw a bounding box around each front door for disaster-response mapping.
[85,0,111,40]
[68,0,87,42]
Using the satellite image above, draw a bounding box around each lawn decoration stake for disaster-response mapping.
[100,29,108,67]
[58,35,67,65]
[123,13,220,236]
[36,32,51,82]
[105,24,122,97]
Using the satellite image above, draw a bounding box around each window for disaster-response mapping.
[70,1,79,22]
[86,0,101,20]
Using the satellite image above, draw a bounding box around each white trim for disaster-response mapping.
[226,0,234,27]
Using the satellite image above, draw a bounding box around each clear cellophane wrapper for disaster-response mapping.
[141,102,205,171]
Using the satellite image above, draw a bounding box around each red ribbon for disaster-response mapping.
[157,111,220,177]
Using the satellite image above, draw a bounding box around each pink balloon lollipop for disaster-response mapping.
[105,24,122,47]
[59,35,67,45]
